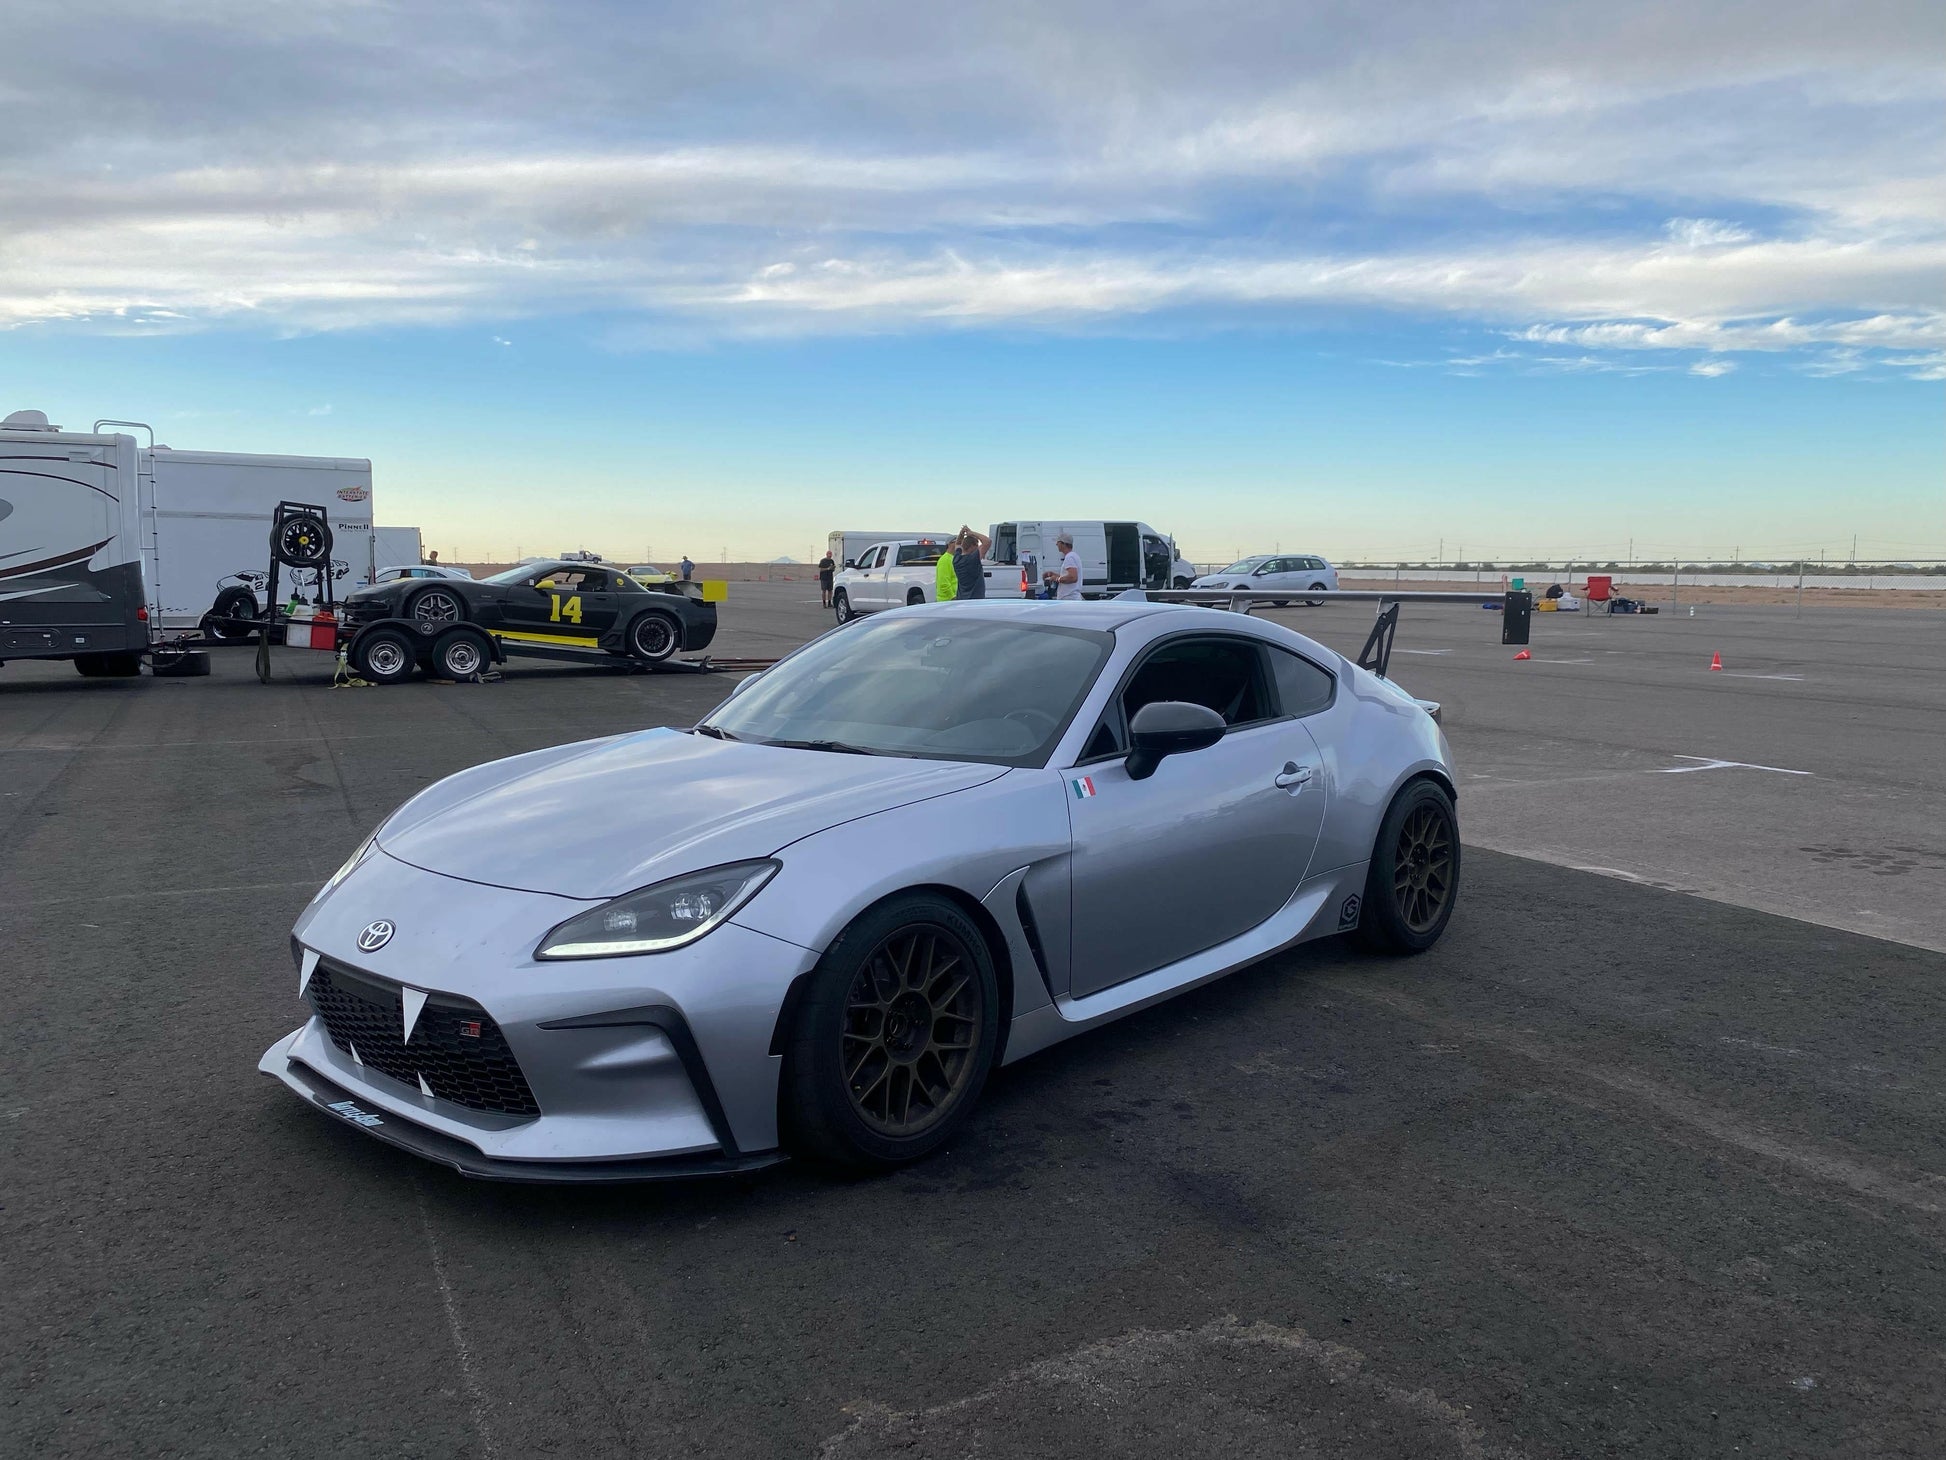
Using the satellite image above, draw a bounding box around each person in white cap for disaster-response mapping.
[1043,533,1082,600]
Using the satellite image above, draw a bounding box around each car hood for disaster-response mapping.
[374,728,1009,899]
[1191,574,1250,587]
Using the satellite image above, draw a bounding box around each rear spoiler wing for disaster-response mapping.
[1132,588,1533,681]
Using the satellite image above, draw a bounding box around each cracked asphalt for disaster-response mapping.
[3,597,1943,1458]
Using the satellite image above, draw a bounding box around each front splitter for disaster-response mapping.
[261,1040,786,1184]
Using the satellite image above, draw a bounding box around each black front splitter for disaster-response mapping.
[265,1051,787,1184]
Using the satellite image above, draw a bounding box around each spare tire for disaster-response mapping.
[204,585,260,641]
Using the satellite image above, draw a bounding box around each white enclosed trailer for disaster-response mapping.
[2,408,415,670]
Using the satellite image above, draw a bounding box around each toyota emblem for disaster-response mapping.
[357,919,396,952]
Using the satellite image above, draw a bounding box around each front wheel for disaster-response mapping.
[628,611,679,664]
[1355,780,1460,954]
[833,590,856,623]
[781,893,1000,1170]
[351,627,417,685]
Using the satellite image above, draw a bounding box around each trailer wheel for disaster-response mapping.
[628,611,680,665]
[204,586,259,641]
[352,628,418,685]
[432,630,488,679]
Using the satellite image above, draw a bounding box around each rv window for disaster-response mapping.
[991,525,1017,565]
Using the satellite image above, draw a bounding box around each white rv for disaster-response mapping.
[1,408,421,672]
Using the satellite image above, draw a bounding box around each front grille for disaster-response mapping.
[308,961,541,1117]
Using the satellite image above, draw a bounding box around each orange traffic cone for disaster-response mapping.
[1709,651,1722,671]
[1513,649,1531,661]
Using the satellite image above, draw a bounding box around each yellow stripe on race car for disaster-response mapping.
[495,629,602,648]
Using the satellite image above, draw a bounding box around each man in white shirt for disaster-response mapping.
[1043,533,1083,600]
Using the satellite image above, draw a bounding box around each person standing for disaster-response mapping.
[950,526,990,601]
[1043,533,1083,599]
[934,544,958,602]
[680,554,694,582]
[818,550,836,608]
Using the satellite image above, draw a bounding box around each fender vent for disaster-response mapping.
[1015,883,1050,981]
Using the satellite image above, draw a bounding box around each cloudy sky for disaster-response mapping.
[3,0,1940,561]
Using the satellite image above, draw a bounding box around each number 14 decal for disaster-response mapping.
[549,594,583,624]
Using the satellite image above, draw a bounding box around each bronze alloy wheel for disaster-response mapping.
[1392,801,1454,933]
[841,923,985,1136]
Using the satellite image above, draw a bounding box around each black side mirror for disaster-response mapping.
[1125,700,1227,781]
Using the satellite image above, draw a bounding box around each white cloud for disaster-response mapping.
[1688,360,1735,377]
[0,0,1939,375]
[307,402,333,415]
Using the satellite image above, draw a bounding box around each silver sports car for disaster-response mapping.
[260,599,1459,1179]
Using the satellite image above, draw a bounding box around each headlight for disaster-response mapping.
[317,826,381,899]
[534,860,780,960]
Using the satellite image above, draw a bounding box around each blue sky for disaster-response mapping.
[3,1,1941,563]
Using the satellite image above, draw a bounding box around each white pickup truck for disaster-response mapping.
[831,538,1025,620]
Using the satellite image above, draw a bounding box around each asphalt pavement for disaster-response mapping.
[3,600,1944,1458]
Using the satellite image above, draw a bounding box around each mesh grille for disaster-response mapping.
[308,961,540,1118]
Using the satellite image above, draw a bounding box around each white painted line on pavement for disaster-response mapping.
[1724,672,1807,681]
[1396,648,1450,656]
[1657,755,1812,776]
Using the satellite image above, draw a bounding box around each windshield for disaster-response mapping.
[482,564,546,585]
[701,616,1113,766]
[1220,557,1271,574]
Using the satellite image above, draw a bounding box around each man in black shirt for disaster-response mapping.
[818,551,836,607]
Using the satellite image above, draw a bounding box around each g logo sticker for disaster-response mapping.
[1337,896,1361,930]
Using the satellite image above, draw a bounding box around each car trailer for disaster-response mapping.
[331,615,780,686]
[1139,586,1532,684]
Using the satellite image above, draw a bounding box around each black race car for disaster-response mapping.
[341,559,718,667]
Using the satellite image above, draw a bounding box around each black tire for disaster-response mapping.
[833,589,855,623]
[627,611,680,664]
[1355,780,1460,954]
[271,513,332,567]
[906,588,925,606]
[405,586,465,626]
[1272,600,1290,608]
[781,893,1001,1170]
[351,628,417,685]
[205,585,259,641]
[431,630,488,679]
[1173,576,1192,590]
[1306,582,1329,607]
[150,649,209,677]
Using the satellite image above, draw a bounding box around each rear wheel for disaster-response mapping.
[351,627,417,685]
[1355,780,1460,954]
[906,588,925,606]
[833,589,855,623]
[406,587,464,625]
[628,611,680,664]
[1306,582,1329,607]
[782,893,1000,1170]
[431,629,488,679]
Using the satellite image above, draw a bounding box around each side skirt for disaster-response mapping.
[998,861,1369,1065]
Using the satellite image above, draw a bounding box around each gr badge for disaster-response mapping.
[1337,895,1361,930]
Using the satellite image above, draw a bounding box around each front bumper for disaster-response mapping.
[260,1032,783,1182]
[262,849,819,1179]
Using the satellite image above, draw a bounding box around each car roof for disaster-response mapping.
[901,597,1239,631]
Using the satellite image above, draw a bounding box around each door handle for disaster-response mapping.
[1273,762,1313,790]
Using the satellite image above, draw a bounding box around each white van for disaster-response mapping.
[985,520,1195,598]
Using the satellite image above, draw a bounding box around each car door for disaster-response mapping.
[848,545,885,608]
[1259,557,1301,594]
[1063,634,1328,997]
[501,568,619,642]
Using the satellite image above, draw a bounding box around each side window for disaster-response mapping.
[1269,647,1335,718]
[1120,638,1272,728]
[868,547,888,569]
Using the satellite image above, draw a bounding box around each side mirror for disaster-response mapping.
[843,559,856,570]
[727,670,762,698]
[1125,700,1226,781]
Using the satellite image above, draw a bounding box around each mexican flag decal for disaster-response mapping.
[1071,776,1097,799]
